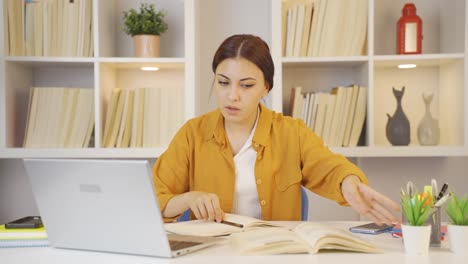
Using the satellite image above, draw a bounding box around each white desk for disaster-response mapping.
[0,222,464,264]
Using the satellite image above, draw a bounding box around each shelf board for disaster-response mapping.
[98,57,185,70]
[98,57,185,63]
[5,56,94,63]
[0,148,167,159]
[282,56,368,67]
[330,146,468,157]
[4,57,186,69]
[373,53,464,68]
[1,146,465,158]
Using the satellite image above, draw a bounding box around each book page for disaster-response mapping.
[23,87,37,147]
[312,93,328,137]
[342,85,360,146]
[164,219,241,237]
[63,89,80,147]
[164,213,281,237]
[230,227,310,255]
[348,86,367,147]
[82,89,95,148]
[102,88,121,146]
[335,87,352,146]
[320,94,336,145]
[293,222,382,253]
[121,90,135,148]
[223,213,280,229]
[116,90,131,147]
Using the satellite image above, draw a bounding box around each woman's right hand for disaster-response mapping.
[185,191,224,222]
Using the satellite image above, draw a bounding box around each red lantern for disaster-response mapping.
[397,3,423,54]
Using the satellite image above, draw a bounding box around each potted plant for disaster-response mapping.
[445,192,468,254]
[400,189,434,255]
[123,3,168,57]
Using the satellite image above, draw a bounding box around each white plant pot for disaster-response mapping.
[402,224,431,255]
[447,224,468,254]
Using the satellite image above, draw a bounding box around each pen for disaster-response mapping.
[436,183,448,201]
[221,220,244,228]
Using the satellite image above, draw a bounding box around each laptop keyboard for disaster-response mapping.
[169,240,202,251]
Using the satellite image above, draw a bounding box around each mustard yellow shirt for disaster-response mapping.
[153,104,368,222]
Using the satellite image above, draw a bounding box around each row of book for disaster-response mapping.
[23,87,94,148]
[102,87,183,148]
[282,0,368,57]
[6,0,93,56]
[0,224,48,248]
[289,85,367,147]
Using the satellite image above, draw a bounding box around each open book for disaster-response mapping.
[164,213,281,237]
[230,222,383,254]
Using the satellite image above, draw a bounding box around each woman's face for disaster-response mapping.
[214,57,269,126]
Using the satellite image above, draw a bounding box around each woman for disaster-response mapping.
[153,34,400,225]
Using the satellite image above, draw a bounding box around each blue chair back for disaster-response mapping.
[177,187,309,222]
[300,187,308,221]
[178,207,191,222]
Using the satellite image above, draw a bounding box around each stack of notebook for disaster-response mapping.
[0,224,48,248]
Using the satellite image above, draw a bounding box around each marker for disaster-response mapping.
[436,183,448,201]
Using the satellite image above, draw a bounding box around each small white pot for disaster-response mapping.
[447,224,468,254]
[402,224,431,255]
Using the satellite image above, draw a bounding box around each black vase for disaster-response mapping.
[386,87,410,145]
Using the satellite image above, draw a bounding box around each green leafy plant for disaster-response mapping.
[445,192,468,225]
[400,190,434,226]
[123,3,168,36]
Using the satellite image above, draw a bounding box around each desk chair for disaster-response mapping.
[177,187,309,221]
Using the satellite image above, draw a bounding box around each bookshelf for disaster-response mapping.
[0,0,194,158]
[276,0,467,157]
[0,0,466,158]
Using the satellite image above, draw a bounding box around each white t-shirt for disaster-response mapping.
[231,109,262,219]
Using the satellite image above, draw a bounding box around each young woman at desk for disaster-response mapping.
[153,34,400,225]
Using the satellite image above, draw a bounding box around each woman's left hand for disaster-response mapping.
[341,175,401,225]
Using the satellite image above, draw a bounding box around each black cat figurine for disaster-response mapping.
[386,86,410,145]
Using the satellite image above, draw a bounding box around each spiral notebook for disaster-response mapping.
[0,224,48,248]
[0,239,49,248]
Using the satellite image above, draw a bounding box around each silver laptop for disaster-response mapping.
[23,158,220,258]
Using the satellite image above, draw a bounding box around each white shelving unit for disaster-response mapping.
[0,0,195,158]
[275,0,467,157]
[0,0,466,158]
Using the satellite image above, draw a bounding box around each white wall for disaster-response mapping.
[305,157,468,222]
[197,0,272,115]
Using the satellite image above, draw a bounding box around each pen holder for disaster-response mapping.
[427,206,441,247]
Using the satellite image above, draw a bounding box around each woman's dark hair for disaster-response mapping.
[212,34,274,91]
